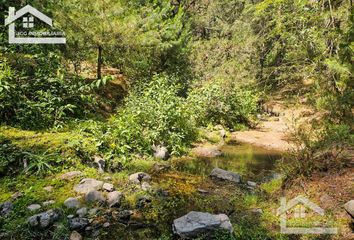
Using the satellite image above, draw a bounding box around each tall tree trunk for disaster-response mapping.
[97,45,103,79]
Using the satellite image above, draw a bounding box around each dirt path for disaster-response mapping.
[231,102,306,152]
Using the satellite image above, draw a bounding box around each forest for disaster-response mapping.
[0,0,353,239]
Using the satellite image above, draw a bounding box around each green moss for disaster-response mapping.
[0,126,97,154]
[260,178,283,195]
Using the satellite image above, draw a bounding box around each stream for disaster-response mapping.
[110,142,283,239]
[173,142,281,181]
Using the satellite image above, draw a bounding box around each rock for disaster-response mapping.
[110,161,124,172]
[94,156,105,173]
[85,226,93,231]
[59,171,82,180]
[27,204,41,211]
[250,208,263,215]
[103,183,114,192]
[344,200,354,219]
[113,210,133,221]
[103,222,110,228]
[85,190,105,204]
[27,209,61,228]
[88,208,98,216]
[107,191,124,208]
[129,172,151,183]
[270,173,283,180]
[67,214,75,219]
[192,146,223,158]
[70,231,82,240]
[141,182,152,191]
[172,211,233,238]
[220,129,226,140]
[152,163,171,172]
[76,207,88,218]
[320,194,335,208]
[11,191,22,200]
[43,186,53,192]
[247,181,257,187]
[0,202,13,217]
[197,189,208,194]
[42,200,55,206]
[64,197,80,209]
[69,217,89,230]
[210,168,240,183]
[152,145,169,160]
[136,196,152,209]
[74,178,104,194]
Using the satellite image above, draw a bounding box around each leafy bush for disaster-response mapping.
[187,79,259,129]
[102,75,197,160]
[0,59,98,129]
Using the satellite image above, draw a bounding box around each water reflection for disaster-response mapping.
[173,143,281,181]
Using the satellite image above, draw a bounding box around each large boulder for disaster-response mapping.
[344,200,354,219]
[129,172,151,184]
[68,217,89,230]
[107,191,124,208]
[85,190,105,204]
[172,211,233,238]
[0,202,13,217]
[210,168,240,183]
[74,178,104,194]
[192,147,223,158]
[64,197,81,209]
[103,183,114,192]
[27,209,61,228]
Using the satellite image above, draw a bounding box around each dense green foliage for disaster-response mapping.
[0,0,352,239]
[0,57,97,129]
[102,75,197,159]
[188,79,259,129]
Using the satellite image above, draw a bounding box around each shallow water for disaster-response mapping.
[107,142,283,239]
[173,142,281,181]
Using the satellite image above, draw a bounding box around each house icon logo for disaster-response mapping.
[4,5,66,44]
[277,196,338,234]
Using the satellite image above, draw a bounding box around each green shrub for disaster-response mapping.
[102,75,197,160]
[0,59,98,129]
[187,79,259,129]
